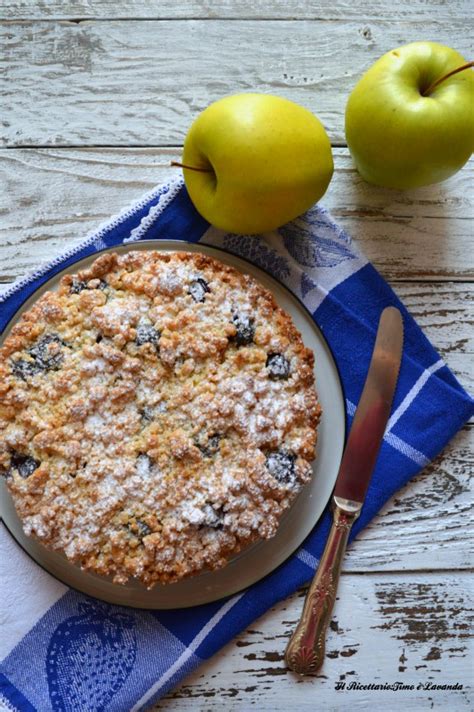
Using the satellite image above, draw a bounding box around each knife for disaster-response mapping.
[284,306,404,675]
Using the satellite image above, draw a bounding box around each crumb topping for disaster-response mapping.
[0,250,321,587]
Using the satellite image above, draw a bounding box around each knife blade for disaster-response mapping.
[285,306,404,675]
[334,305,404,508]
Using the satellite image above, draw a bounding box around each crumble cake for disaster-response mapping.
[0,250,321,587]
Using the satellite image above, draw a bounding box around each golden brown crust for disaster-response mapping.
[0,250,321,587]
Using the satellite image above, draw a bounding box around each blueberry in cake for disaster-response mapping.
[0,250,321,587]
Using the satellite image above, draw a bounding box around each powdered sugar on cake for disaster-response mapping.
[0,250,321,587]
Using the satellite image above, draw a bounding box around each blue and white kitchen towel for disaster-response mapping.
[1,179,473,712]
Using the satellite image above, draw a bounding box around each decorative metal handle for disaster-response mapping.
[284,502,360,675]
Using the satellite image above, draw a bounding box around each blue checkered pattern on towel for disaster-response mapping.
[1,180,472,712]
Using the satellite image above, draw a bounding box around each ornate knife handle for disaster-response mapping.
[284,500,360,675]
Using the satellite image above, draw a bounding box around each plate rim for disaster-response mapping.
[0,239,346,608]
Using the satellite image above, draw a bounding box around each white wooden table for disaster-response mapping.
[1,2,472,710]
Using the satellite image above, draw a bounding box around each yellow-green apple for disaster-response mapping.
[174,93,333,233]
[345,42,474,189]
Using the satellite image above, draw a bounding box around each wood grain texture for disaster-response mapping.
[2,0,472,22]
[1,20,472,147]
[343,426,473,572]
[1,148,472,283]
[392,283,473,392]
[155,572,472,710]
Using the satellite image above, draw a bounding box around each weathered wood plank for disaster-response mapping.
[1,0,471,22]
[1,20,472,147]
[329,151,474,221]
[392,283,473,393]
[337,217,474,282]
[344,426,473,572]
[0,148,472,284]
[155,572,473,710]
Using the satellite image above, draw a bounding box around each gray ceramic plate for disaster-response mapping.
[0,241,345,608]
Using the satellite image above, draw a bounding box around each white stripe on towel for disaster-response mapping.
[344,358,444,467]
[296,549,319,571]
[386,358,444,432]
[132,592,245,712]
[383,431,429,468]
[347,397,431,467]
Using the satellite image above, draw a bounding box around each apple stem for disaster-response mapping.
[422,60,474,96]
[170,161,214,173]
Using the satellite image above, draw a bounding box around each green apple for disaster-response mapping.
[175,93,333,233]
[345,42,474,189]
